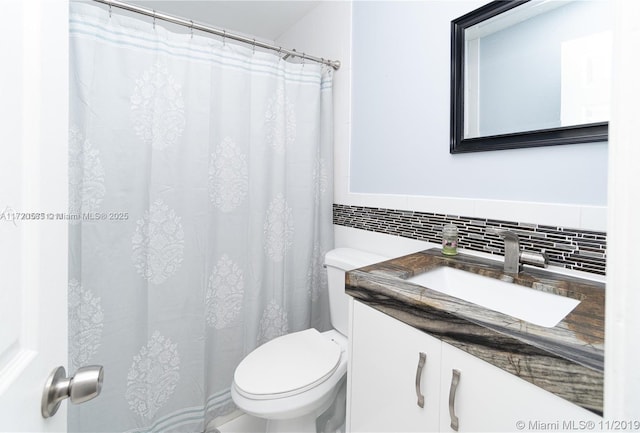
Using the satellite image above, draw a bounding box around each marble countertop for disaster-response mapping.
[345,248,605,415]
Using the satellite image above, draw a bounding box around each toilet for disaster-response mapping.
[231,248,388,433]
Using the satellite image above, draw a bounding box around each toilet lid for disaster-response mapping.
[234,328,342,399]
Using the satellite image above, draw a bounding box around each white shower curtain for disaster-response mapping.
[68,4,334,432]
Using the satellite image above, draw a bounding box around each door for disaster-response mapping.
[0,1,70,431]
[349,301,442,432]
[439,342,600,432]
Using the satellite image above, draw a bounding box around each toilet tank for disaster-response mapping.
[324,248,389,336]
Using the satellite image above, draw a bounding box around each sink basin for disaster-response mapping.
[406,267,580,327]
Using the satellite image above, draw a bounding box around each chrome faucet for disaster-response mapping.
[488,228,549,274]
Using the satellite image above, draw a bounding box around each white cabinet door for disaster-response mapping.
[349,301,442,432]
[0,1,69,431]
[439,342,601,433]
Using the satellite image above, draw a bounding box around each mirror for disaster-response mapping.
[450,0,612,153]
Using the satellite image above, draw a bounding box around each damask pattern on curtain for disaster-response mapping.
[68,4,333,432]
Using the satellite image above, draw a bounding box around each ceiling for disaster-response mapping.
[127,0,321,41]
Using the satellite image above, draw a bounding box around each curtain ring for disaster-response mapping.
[190,20,194,39]
[222,30,226,46]
[302,53,306,66]
[252,38,256,54]
[108,4,112,19]
[278,47,282,62]
[152,10,156,30]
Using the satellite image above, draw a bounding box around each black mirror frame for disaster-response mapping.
[450,0,609,154]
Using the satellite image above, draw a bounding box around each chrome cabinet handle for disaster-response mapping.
[415,352,426,408]
[449,369,461,431]
[41,365,104,418]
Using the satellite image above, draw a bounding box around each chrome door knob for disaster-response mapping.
[41,365,104,418]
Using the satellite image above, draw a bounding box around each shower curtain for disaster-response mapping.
[68,4,333,432]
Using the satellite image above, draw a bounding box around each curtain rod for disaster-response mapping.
[92,0,341,70]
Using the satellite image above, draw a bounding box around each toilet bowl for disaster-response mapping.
[231,248,388,433]
[231,329,347,432]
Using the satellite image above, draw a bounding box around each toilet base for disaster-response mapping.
[265,412,317,433]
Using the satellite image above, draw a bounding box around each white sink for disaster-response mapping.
[406,267,580,328]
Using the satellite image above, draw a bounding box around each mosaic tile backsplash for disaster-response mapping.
[333,204,607,275]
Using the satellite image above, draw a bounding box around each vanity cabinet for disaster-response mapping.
[348,301,600,433]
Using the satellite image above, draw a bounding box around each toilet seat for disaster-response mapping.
[234,328,342,400]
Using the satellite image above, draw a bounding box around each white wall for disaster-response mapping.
[604,0,640,417]
[276,1,353,222]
